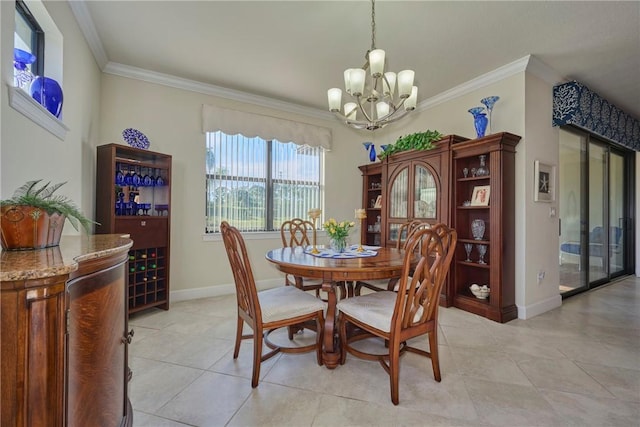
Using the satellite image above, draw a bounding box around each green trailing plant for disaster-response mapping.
[379,129,443,159]
[1,180,98,234]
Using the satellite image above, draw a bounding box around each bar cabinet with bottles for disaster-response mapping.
[96,143,172,314]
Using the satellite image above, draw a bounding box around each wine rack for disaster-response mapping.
[127,247,167,310]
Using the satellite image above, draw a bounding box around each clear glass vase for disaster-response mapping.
[476,155,489,177]
[330,237,347,253]
[471,219,485,240]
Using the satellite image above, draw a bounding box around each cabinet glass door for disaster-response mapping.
[389,168,408,218]
[414,165,436,218]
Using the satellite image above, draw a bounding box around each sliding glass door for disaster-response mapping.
[558,128,632,296]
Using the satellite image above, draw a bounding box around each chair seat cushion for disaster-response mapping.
[259,286,326,323]
[337,291,398,333]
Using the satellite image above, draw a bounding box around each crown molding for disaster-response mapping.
[67,0,108,69]
[416,56,531,112]
[525,55,566,85]
[103,62,333,120]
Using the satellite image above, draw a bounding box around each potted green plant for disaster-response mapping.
[0,180,97,250]
[379,129,443,159]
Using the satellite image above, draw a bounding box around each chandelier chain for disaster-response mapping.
[370,0,376,51]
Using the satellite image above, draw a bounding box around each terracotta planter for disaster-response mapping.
[0,205,66,250]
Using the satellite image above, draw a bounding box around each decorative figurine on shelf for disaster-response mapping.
[308,208,322,254]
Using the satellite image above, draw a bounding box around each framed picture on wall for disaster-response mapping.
[470,185,491,206]
[534,160,555,202]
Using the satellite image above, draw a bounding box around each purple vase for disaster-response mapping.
[30,76,63,118]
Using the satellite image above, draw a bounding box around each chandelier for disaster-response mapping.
[327,0,418,131]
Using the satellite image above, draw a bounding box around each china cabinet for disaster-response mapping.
[359,135,465,249]
[96,143,172,313]
[451,132,520,322]
[359,132,520,321]
[0,235,134,427]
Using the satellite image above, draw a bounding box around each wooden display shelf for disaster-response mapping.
[96,143,172,314]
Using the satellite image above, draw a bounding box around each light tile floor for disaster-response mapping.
[129,276,640,426]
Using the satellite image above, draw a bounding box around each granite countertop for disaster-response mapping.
[0,234,133,281]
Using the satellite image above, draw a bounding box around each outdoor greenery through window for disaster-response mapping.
[205,131,324,233]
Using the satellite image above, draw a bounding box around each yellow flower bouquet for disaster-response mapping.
[323,218,355,252]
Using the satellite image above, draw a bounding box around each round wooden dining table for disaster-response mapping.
[265,246,409,369]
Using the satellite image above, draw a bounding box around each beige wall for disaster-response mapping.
[521,73,563,314]
[1,1,102,232]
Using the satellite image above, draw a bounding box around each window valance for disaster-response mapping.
[202,104,332,150]
[553,81,640,151]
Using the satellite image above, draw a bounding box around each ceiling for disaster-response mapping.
[75,1,640,119]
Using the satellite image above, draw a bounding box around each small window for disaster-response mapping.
[205,131,324,233]
[14,0,44,88]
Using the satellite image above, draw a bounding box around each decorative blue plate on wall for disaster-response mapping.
[122,128,150,149]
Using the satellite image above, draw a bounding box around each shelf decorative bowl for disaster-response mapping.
[470,284,490,299]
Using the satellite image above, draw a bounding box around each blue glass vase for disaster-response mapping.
[14,48,36,89]
[369,144,377,162]
[30,76,63,118]
[481,96,500,134]
[468,107,488,138]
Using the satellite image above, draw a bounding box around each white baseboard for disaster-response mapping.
[517,294,562,319]
[170,278,283,303]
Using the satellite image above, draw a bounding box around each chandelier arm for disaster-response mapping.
[354,95,375,123]
[377,109,412,127]
[379,97,407,119]
[331,111,381,130]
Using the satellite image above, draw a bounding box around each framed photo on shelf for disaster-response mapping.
[470,185,491,206]
[534,160,555,202]
[373,195,383,208]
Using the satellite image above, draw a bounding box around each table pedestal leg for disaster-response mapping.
[321,279,340,369]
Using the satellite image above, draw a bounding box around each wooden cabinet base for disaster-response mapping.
[453,295,518,323]
[0,235,133,427]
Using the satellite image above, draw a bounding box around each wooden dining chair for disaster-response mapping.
[337,224,457,405]
[280,218,324,297]
[355,220,430,295]
[220,221,327,387]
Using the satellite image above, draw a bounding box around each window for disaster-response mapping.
[205,131,324,233]
[14,0,44,87]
